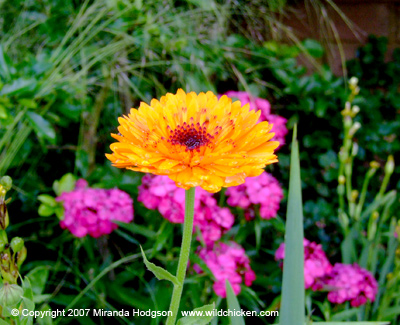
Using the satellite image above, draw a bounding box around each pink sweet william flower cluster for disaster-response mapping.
[222,91,288,146]
[138,175,234,245]
[275,239,332,290]
[275,239,378,307]
[56,179,134,238]
[194,242,256,298]
[324,263,378,307]
[225,172,283,220]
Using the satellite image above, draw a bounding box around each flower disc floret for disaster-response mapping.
[106,89,279,193]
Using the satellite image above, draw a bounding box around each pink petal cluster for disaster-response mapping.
[275,239,378,307]
[223,91,288,146]
[225,172,283,220]
[56,179,134,238]
[194,242,256,297]
[138,175,234,245]
[275,239,332,289]
[324,263,378,307]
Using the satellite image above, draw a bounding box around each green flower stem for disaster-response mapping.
[354,167,377,220]
[167,187,196,325]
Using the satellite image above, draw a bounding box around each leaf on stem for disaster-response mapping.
[176,303,215,325]
[140,246,179,286]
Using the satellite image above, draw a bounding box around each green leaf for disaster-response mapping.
[341,228,357,264]
[380,305,400,320]
[22,276,34,301]
[26,111,56,144]
[53,173,76,196]
[33,294,52,304]
[0,78,37,96]
[26,266,49,296]
[37,195,57,207]
[38,204,55,217]
[37,304,54,325]
[331,307,360,321]
[177,303,215,325]
[20,296,35,317]
[0,105,7,119]
[140,246,179,286]
[302,39,324,58]
[186,0,213,10]
[225,280,245,325]
[115,221,156,238]
[18,98,38,109]
[0,45,12,81]
[280,125,305,325]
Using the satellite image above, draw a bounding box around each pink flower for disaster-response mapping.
[194,242,256,297]
[225,172,283,220]
[275,239,332,290]
[323,263,378,307]
[222,91,288,146]
[56,179,134,238]
[138,175,234,245]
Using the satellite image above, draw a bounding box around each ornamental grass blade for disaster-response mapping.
[140,246,179,286]
[280,125,305,325]
[225,280,245,325]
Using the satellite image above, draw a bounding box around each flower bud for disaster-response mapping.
[351,190,359,202]
[349,122,361,137]
[0,201,9,230]
[385,155,394,175]
[0,230,7,247]
[370,161,380,169]
[351,142,359,157]
[349,77,359,87]
[16,246,27,268]
[10,237,24,253]
[0,176,12,192]
[372,211,379,220]
[0,283,23,306]
[338,175,346,185]
[342,103,352,117]
[351,105,360,115]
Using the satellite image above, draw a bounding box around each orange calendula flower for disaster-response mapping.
[106,89,279,193]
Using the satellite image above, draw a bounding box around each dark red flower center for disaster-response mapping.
[168,122,213,151]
